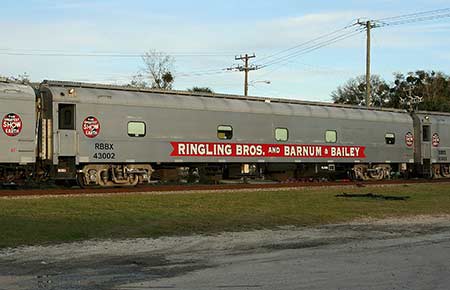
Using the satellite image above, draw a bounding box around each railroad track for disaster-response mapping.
[1,179,450,197]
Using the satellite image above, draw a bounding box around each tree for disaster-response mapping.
[1,72,31,84]
[129,73,148,88]
[187,87,214,93]
[391,71,450,112]
[130,50,175,90]
[332,71,450,112]
[17,72,30,83]
[331,75,390,107]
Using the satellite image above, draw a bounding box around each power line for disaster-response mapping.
[252,7,450,96]
[4,7,450,92]
[254,30,363,82]
[350,8,450,107]
[258,28,364,69]
[252,30,362,81]
[255,7,450,73]
[374,8,450,27]
[177,70,233,77]
[377,8,450,22]
[378,13,450,27]
[0,49,238,77]
[0,50,235,58]
[257,24,355,63]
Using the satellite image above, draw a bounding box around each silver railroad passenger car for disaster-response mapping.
[38,81,415,187]
[412,111,450,178]
[0,82,36,184]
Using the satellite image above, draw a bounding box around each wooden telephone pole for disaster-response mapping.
[230,54,258,96]
[356,20,377,107]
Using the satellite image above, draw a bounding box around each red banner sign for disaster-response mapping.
[170,142,366,159]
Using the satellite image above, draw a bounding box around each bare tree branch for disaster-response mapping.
[131,50,175,90]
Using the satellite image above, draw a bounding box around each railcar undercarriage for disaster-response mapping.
[431,164,450,178]
[351,164,394,181]
[149,162,406,184]
[0,162,422,188]
[0,164,33,186]
[76,164,154,187]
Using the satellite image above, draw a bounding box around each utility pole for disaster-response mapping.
[356,20,377,107]
[228,54,258,96]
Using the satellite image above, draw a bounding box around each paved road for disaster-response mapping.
[1,217,450,290]
[119,232,450,290]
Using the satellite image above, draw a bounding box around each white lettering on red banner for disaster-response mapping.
[2,113,22,137]
[170,142,366,158]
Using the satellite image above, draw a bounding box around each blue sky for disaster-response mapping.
[1,0,450,102]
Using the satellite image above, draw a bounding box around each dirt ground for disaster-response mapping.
[1,215,450,290]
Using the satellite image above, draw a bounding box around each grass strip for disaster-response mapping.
[0,183,450,248]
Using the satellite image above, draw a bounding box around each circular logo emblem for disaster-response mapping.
[405,132,414,147]
[432,133,440,147]
[2,113,23,137]
[82,116,100,138]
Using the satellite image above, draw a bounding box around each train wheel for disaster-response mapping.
[78,164,153,187]
[76,173,87,188]
[368,164,391,180]
[432,164,442,179]
[441,165,450,178]
[368,168,384,180]
[353,165,370,181]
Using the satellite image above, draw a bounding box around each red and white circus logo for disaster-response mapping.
[82,116,100,138]
[405,132,414,147]
[2,113,23,137]
[432,133,440,147]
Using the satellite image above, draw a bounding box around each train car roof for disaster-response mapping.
[41,80,412,123]
[415,110,450,117]
[0,80,36,101]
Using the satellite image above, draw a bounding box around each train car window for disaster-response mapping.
[422,125,431,141]
[275,128,288,142]
[58,104,75,130]
[325,130,337,143]
[217,125,233,140]
[128,122,146,137]
[385,133,395,144]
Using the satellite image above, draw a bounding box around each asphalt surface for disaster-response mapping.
[1,217,450,290]
[128,233,450,290]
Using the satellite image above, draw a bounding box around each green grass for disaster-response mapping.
[1,183,450,248]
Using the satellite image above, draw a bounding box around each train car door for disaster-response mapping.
[421,124,432,176]
[57,103,77,156]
